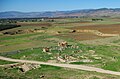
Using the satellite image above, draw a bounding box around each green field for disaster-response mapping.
[0,17,120,79]
[0,64,120,79]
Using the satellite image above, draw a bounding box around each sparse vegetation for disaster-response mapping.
[0,17,120,78]
[0,65,120,79]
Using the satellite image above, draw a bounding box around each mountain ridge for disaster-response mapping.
[0,8,120,18]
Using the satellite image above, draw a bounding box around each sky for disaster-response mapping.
[0,0,120,12]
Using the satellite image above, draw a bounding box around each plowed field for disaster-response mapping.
[71,24,120,34]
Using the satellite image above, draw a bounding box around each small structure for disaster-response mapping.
[70,30,76,33]
[64,55,77,62]
[20,64,30,72]
[4,63,40,73]
[57,57,66,62]
[58,41,68,48]
[43,47,50,52]
[40,75,45,78]
[19,63,40,72]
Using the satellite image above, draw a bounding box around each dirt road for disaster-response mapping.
[0,56,120,76]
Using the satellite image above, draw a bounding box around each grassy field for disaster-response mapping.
[1,43,120,71]
[0,60,15,65]
[0,17,120,78]
[0,65,120,79]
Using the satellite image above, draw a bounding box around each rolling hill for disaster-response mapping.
[0,8,120,18]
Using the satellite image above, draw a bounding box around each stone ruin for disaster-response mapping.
[4,63,40,73]
[58,41,68,48]
[42,47,51,52]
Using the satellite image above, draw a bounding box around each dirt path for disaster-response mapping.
[0,56,120,76]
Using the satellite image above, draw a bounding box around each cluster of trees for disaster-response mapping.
[0,16,81,24]
[11,18,55,22]
[92,18,103,21]
[0,24,21,31]
[0,19,21,31]
[0,19,17,24]
[18,19,41,22]
[0,18,55,24]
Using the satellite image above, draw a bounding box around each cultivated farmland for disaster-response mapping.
[0,17,120,79]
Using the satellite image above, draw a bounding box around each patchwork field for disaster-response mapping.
[0,17,120,79]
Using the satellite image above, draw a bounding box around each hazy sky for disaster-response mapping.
[0,0,120,12]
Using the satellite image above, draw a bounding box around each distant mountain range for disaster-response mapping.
[0,8,120,18]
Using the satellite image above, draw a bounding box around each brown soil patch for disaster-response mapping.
[56,33,106,41]
[71,24,120,34]
[54,21,92,26]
